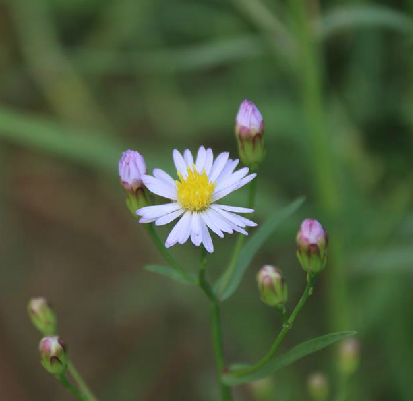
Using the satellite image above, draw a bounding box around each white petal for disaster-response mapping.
[216,159,239,182]
[195,146,206,173]
[173,150,188,177]
[208,152,229,182]
[153,168,176,188]
[211,205,247,228]
[183,149,194,168]
[214,205,254,214]
[155,209,184,226]
[165,214,188,248]
[201,211,224,238]
[215,167,249,192]
[191,212,202,246]
[137,203,181,221]
[204,149,214,175]
[200,217,214,253]
[214,206,257,227]
[142,175,177,200]
[206,209,233,234]
[212,173,256,202]
[178,212,193,244]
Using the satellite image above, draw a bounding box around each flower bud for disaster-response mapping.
[235,99,265,171]
[28,297,57,335]
[257,265,288,307]
[119,150,148,213]
[39,336,68,376]
[307,372,329,401]
[338,338,360,375]
[296,219,328,275]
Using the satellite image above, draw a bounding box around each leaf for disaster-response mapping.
[144,265,196,285]
[222,331,357,386]
[217,197,305,301]
[317,5,413,40]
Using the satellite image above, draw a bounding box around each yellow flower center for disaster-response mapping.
[176,167,215,211]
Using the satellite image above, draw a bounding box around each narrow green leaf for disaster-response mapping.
[222,331,357,386]
[144,265,196,285]
[217,197,305,301]
[318,6,413,40]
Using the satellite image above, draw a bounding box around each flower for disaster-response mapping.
[119,150,146,192]
[236,99,264,137]
[296,219,328,274]
[307,372,329,401]
[28,297,57,335]
[39,336,68,376]
[137,146,257,253]
[235,99,265,170]
[257,265,288,307]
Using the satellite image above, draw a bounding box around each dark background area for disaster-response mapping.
[1,0,413,400]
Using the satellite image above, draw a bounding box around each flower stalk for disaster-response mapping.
[198,249,232,401]
[231,273,318,377]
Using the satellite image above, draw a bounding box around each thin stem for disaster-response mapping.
[198,249,232,401]
[232,274,317,376]
[218,177,258,296]
[145,223,196,283]
[67,361,98,401]
[57,374,89,401]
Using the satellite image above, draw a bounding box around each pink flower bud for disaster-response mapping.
[297,219,328,274]
[39,336,67,376]
[257,265,288,307]
[119,150,146,192]
[28,297,57,335]
[235,99,265,170]
[236,99,264,137]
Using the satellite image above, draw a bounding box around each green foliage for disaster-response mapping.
[144,265,196,285]
[216,197,305,300]
[223,331,357,386]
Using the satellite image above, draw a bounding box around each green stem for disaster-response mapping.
[57,374,89,401]
[198,249,232,401]
[67,361,98,401]
[232,274,317,376]
[218,177,258,296]
[145,223,196,283]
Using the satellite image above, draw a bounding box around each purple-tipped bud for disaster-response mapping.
[296,219,328,274]
[338,339,360,375]
[39,336,68,376]
[257,265,288,307]
[119,150,149,214]
[28,297,57,335]
[119,150,146,192]
[307,372,329,401]
[235,99,265,170]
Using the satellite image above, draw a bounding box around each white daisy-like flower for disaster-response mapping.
[136,146,257,253]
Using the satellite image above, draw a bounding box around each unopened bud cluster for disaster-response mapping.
[297,219,328,275]
[119,149,148,214]
[257,265,288,308]
[39,336,68,376]
[235,99,265,171]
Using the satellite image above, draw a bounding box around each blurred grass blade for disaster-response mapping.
[217,197,304,301]
[351,247,413,275]
[222,331,356,386]
[144,265,196,285]
[318,5,413,40]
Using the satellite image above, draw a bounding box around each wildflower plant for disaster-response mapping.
[28,99,356,401]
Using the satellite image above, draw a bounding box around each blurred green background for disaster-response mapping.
[1,0,412,400]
